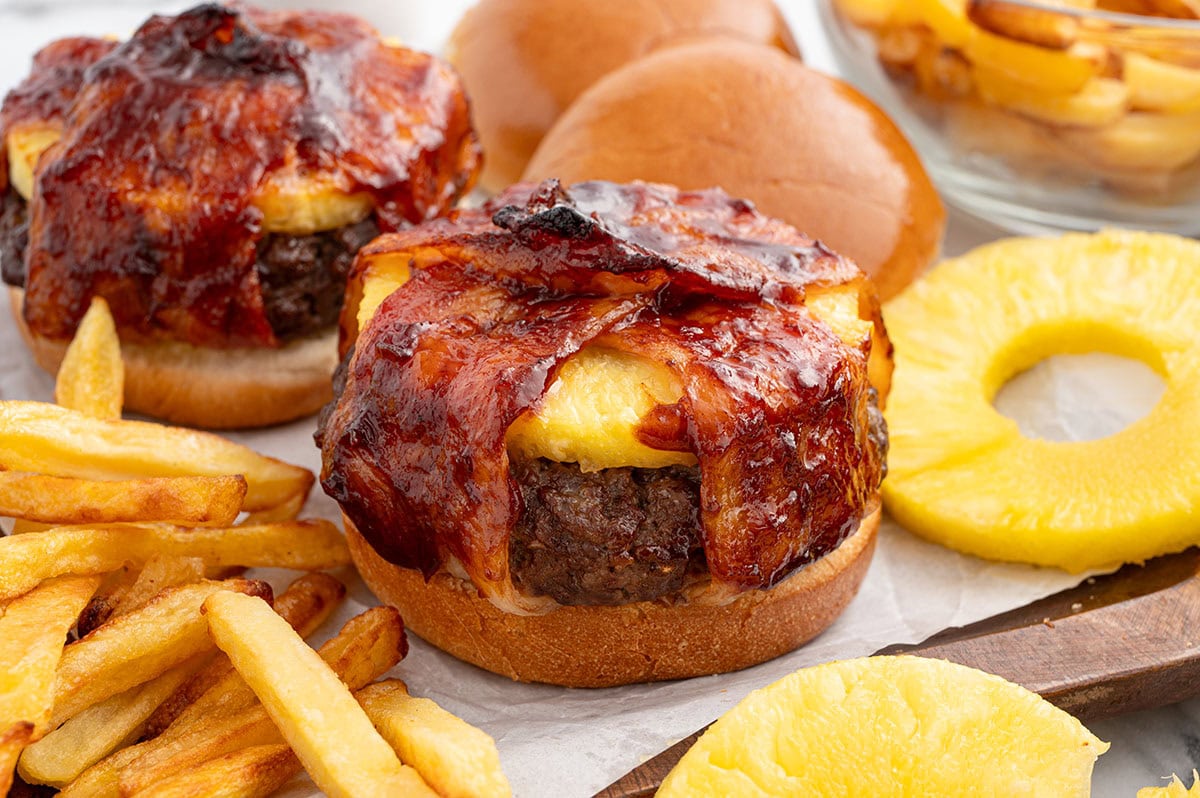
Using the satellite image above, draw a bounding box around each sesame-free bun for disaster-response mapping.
[9,287,336,429]
[522,40,945,300]
[447,0,798,192]
[346,506,880,688]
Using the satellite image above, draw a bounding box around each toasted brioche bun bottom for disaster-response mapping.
[9,286,337,429]
[347,504,880,687]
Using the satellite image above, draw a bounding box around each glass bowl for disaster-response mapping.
[821,0,1200,235]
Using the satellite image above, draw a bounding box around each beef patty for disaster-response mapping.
[0,186,379,342]
[510,458,705,607]
[509,389,888,607]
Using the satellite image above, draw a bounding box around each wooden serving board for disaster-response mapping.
[595,547,1200,798]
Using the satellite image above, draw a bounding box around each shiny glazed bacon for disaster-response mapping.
[6,3,480,347]
[319,180,887,610]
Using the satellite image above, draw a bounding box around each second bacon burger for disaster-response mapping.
[318,179,891,687]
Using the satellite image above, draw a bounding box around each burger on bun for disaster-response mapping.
[318,179,891,687]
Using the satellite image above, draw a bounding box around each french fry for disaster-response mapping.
[0,520,348,601]
[54,297,123,421]
[0,576,100,790]
[111,556,207,618]
[0,401,313,511]
[967,0,1081,50]
[8,519,53,535]
[237,491,305,525]
[51,579,272,727]
[110,606,406,797]
[203,592,431,798]
[18,658,206,787]
[358,679,512,798]
[143,573,346,739]
[127,744,298,798]
[0,472,246,528]
[0,723,33,796]
[77,566,139,637]
[974,68,1129,126]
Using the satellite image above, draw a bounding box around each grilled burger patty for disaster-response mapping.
[0,186,379,342]
[510,458,705,607]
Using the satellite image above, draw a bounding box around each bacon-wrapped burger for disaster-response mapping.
[318,179,891,686]
[1,4,480,428]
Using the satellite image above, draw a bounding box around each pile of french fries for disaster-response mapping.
[1,300,510,798]
[835,0,1200,186]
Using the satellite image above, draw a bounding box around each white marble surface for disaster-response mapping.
[0,0,1197,795]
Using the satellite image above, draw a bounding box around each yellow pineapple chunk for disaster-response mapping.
[1140,772,1200,798]
[4,127,372,236]
[882,231,1200,570]
[252,169,374,236]
[659,656,1107,797]
[508,346,695,472]
[5,125,61,201]
[355,264,879,472]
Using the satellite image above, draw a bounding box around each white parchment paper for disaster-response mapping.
[0,4,1176,796]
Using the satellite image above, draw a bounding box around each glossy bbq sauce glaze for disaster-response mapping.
[2,3,479,347]
[319,180,888,610]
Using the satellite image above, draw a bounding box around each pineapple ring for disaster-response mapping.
[659,656,1107,796]
[882,230,1200,571]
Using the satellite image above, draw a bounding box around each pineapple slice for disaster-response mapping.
[659,656,1107,797]
[5,125,61,201]
[882,231,1200,570]
[4,129,371,236]
[354,261,881,472]
[1140,772,1200,798]
[251,168,374,236]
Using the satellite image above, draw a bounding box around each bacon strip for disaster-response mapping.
[319,180,884,606]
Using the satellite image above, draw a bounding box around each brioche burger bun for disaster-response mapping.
[522,39,945,300]
[319,180,891,687]
[446,0,799,192]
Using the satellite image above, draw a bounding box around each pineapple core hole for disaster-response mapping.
[993,354,1165,442]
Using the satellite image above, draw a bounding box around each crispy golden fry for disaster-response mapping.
[0,723,33,796]
[112,606,406,797]
[0,402,312,511]
[0,576,99,790]
[203,592,430,798]
[0,576,101,734]
[77,566,139,637]
[143,573,346,739]
[968,0,1080,49]
[18,658,205,787]
[0,520,348,601]
[112,556,207,618]
[238,492,305,525]
[127,744,298,798]
[55,297,123,421]
[0,472,246,527]
[358,679,512,798]
[8,519,52,534]
[974,68,1129,126]
[52,579,271,727]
